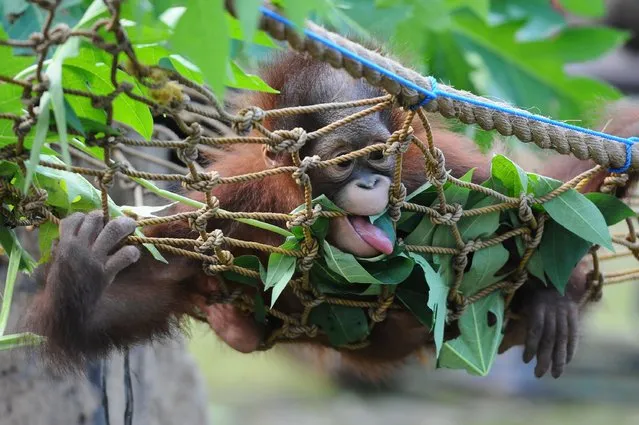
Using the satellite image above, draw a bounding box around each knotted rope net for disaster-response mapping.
[1,0,638,373]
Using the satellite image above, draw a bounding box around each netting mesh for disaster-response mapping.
[1,1,638,355]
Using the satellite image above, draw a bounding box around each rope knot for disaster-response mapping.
[292,155,321,186]
[287,203,322,229]
[453,240,476,273]
[425,147,447,186]
[601,173,629,194]
[177,122,202,164]
[268,128,308,154]
[388,183,407,222]
[28,32,45,48]
[430,203,463,226]
[97,161,124,190]
[299,239,319,272]
[384,127,414,155]
[183,170,221,192]
[196,229,225,253]
[369,293,395,323]
[48,24,71,45]
[190,204,218,233]
[15,117,35,137]
[518,193,535,223]
[233,106,265,135]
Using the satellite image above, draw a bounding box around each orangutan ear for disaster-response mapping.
[262,145,292,168]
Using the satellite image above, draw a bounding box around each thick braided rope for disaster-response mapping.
[253,6,639,172]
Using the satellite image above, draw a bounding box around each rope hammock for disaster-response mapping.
[2,1,639,383]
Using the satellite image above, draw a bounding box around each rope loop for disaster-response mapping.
[388,183,407,222]
[233,106,265,135]
[97,161,124,190]
[183,170,221,192]
[608,137,639,173]
[292,155,321,186]
[408,76,438,110]
[425,147,447,186]
[518,193,535,223]
[189,204,218,233]
[287,203,322,229]
[453,240,476,273]
[384,127,414,155]
[299,238,319,272]
[267,127,308,154]
[430,203,463,226]
[177,122,202,163]
[196,229,225,253]
[48,23,71,45]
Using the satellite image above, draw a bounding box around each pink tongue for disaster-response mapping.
[350,217,394,255]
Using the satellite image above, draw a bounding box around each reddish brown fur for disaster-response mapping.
[27,49,639,379]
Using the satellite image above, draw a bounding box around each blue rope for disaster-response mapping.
[609,137,639,173]
[259,7,638,173]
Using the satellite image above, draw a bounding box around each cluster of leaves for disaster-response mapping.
[0,0,282,349]
[223,154,634,375]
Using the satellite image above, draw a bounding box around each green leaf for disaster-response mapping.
[264,237,298,307]
[459,243,509,294]
[33,156,101,211]
[275,0,318,30]
[0,332,44,351]
[452,9,620,121]
[60,65,107,125]
[76,0,109,28]
[432,196,501,250]
[438,292,504,376]
[253,292,266,324]
[361,255,415,284]
[549,26,628,63]
[585,192,636,226]
[324,242,411,285]
[559,0,605,17]
[233,0,263,47]
[47,35,81,167]
[227,61,279,93]
[396,263,433,328]
[490,154,528,196]
[0,226,37,273]
[0,242,21,335]
[444,168,474,206]
[62,64,153,138]
[23,92,51,193]
[0,83,24,114]
[291,195,345,242]
[405,213,437,246]
[308,303,369,347]
[37,221,59,265]
[0,24,35,76]
[166,55,204,84]
[514,234,546,284]
[405,181,435,203]
[63,97,85,136]
[446,0,489,19]
[171,0,229,99]
[531,176,613,250]
[540,220,592,294]
[222,255,264,287]
[411,253,448,356]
